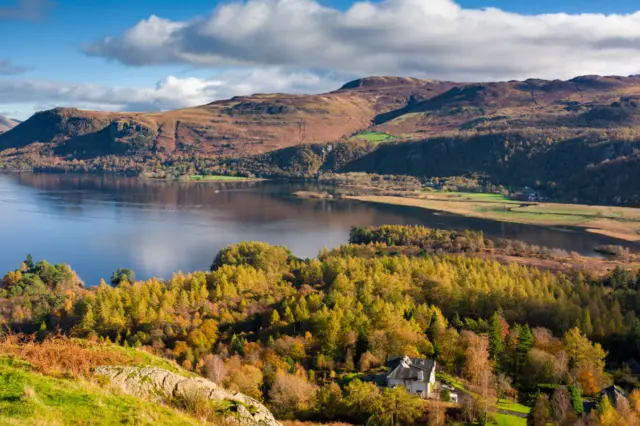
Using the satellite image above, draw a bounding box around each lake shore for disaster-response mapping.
[142,174,264,183]
[348,192,640,243]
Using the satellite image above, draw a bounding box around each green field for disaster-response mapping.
[492,412,527,426]
[435,191,521,204]
[0,356,198,425]
[497,399,531,414]
[349,130,396,144]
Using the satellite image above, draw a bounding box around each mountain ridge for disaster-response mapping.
[0,76,452,158]
[3,74,640,204]
[5,73,640,156]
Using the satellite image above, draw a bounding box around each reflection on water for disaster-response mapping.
[0,173,636,285]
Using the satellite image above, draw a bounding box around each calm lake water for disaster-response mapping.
[0,173,636,285]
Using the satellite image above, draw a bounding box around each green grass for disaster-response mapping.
[492,413,527,426]
[431,191,521,204]
[497,399,530,414]
[349,130,396,144]
[103,343,189,375]
[0,356,198,425]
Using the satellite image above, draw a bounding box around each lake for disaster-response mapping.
[0,173,636,285]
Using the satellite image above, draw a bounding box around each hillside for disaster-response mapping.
[3,74,640,204]
[0,77,453,159]
[0,335,281,425]
[374,75,640,137]
[0,114,18,133]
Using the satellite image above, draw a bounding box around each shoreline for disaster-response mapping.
[141,175,265,183]
[292,190,344,200]
[348,194,640,243]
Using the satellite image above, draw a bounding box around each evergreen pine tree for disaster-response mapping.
[516,324,534,378]
[270,309,281,327]
[427,312,443,342]
[451,312,464,330]
[489,312,505,363]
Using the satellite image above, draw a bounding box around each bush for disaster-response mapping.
[568,386,583,415]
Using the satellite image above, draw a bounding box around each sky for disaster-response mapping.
[2,0,640,120]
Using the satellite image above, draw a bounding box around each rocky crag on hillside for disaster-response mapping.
[95,366,282,426]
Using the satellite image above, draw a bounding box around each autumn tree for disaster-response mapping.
[202,354,226,384]
[463,331,493,389]
[528,394,551,426]
[379,386,424,426]
[269,371,317,418]
[563,327,609,394]
[315,382,343,420]
[551,387,577,426]
[344,379,381,424]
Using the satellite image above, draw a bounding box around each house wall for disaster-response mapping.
[388,379,428,398]
[428,367,436,397]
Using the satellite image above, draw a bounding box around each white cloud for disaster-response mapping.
[0,68,345,119]
[83,0,640,81]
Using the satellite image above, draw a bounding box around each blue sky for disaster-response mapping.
[2,0,640,119]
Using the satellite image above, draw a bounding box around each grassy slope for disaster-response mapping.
[0,337,203,425]
[348,130,396,144]
[496,399,530,414]
[97,342,190,374]
[0,90,381,157]
[492,412,527,426]
[0,356,198,425]
[349,191,640,242]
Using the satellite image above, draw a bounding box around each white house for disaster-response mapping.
[385,355,437,398]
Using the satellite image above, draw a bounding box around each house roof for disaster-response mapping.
[386,355,435,381]
[602,385,627,407]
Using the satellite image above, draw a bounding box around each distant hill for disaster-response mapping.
[0,115,17,133]
[3,74,640,204]
[0,77,454,158]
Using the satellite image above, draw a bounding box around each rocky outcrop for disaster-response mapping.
[94,366,282,426]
